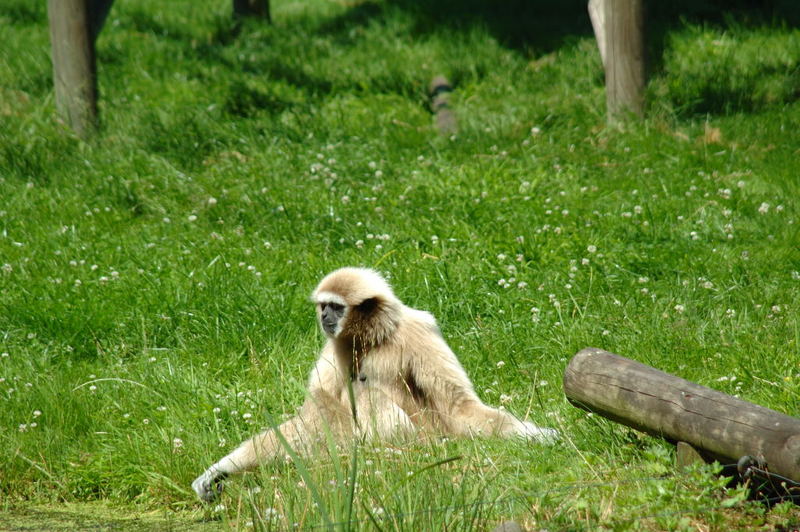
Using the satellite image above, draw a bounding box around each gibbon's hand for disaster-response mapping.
[517,421,560,444]
[192,467,227,503]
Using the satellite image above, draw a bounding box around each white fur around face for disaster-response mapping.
[314,291,349,337]
[313,291,347,306]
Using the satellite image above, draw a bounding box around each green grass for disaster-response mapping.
[2,0,800,529]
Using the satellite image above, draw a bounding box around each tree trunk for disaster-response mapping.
[48,0,98,138]
[596,0,645,122]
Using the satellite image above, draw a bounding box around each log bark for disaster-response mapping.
[564,348,800,482]
[48,0,98,138]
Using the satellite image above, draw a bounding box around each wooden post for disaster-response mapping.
[48,0,98,138]
[591,0,645,122]
[429,76,457,136]
[564,348,800,482]
[233,0,271,22]
[588,0,606,68]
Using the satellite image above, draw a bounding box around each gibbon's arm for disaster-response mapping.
[407,318,557,442]
[306,342,345,397]
[192,344,351,503]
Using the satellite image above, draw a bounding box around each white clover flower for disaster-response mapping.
[499,394,513,404]
[674,304,685,314]
[33,410,41,417]
[2,263,12,273]
[188,214,198,222]
[355,240,364,249]
[587,245,597,254]
[496,360,506,369]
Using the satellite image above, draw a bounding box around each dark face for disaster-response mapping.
[319,301,346,336]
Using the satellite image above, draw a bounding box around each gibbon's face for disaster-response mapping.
[318,300,347,337]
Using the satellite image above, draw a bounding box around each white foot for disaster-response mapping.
[518,421,559,444]
[192,467,227,503]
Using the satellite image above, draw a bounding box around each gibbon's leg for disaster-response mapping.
[353,386,416,440]
[446,398,558,443]
[192,390,354,503]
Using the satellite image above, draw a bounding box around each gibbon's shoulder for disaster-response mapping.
[403,306,437,327]
[399,305,443,338]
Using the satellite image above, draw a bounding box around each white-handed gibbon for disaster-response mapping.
[192,267,557,502]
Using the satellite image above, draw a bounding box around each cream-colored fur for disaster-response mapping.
[192,267,557,502]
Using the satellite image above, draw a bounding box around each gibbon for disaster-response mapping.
[192,267,557,502]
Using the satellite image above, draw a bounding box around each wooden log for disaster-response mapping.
[48,0,98,138]
[597,0,645,122]
[563,348,800,482]
[233,0,271,22]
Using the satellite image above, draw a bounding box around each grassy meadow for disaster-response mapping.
[2,0,800,529]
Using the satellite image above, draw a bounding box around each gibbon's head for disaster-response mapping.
[312,267,402,345]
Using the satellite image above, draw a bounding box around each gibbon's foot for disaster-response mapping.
[518,421,560,444]
[192,468,228,503]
